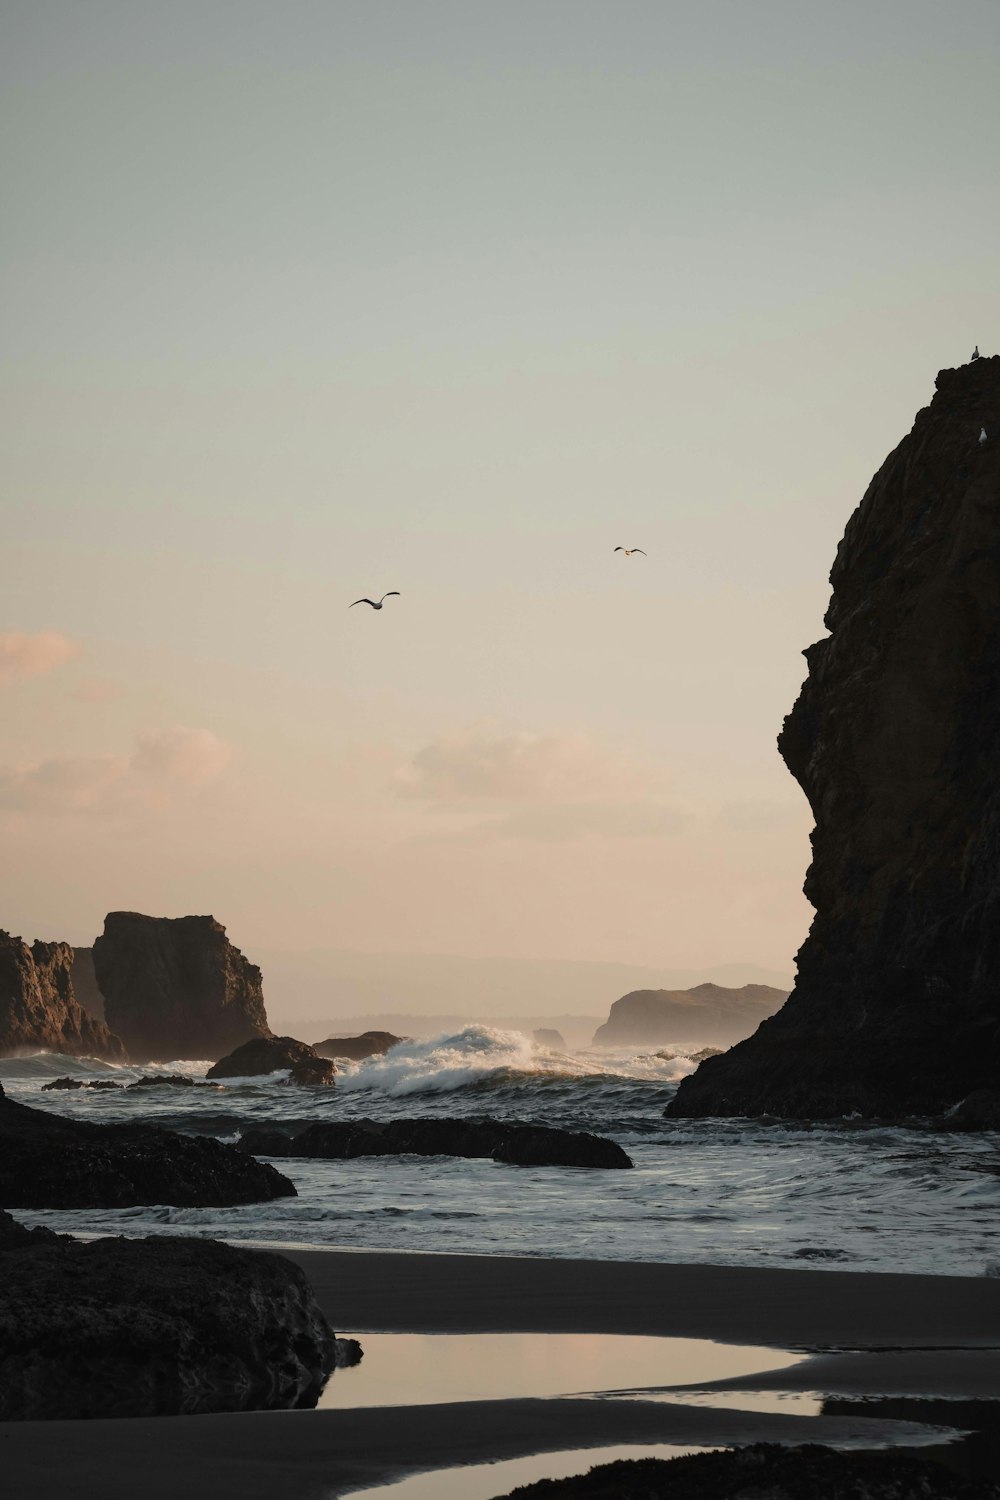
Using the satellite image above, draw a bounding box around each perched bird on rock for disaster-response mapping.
[350,592,400,610]
[971,346,981,360]
[980,427,988,445]
[614,547,647,557]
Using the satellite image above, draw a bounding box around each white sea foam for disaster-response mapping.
[334,1025,702,1097]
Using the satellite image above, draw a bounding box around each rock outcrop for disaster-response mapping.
[41,1076,123,1091]
[238,1116,633,1169]
[490,1443,998,1499]
[592,985,786,1049]
[69,946,105,1021]
[0,1216,343,1418]
[669,357,1000,1120]
[92,912,270,1062]
[313,1030,404,1061]
[207,1034,335,1085]
[0,931,124,1060]
[0,1082,296,1208]
[533,1028,568,1050]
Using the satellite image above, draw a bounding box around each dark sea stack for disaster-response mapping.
[0,1082,296,1208]
[93,911,270,1062]
[592,985,786,1048]
[207,1033,336,1083]
[314,1030,404,1060]
[0,931,125,1061]
[238,1116,633,1169]
[533,1028,568,1049]
[0,1227,339,1419]
[669,357,1000,1121]
[490,1443,999,1499]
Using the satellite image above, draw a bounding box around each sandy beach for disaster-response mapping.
[4,1248,999,1500]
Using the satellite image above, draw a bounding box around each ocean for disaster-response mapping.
[3,1025,998,1277]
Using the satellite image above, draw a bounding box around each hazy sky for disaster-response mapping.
[2,1,998,976]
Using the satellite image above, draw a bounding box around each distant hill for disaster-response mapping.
[255,948,794,1030]
[592,984,788,1048]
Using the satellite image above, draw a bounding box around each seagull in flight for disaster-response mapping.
[614,547,647,557]
[350,592,400,610]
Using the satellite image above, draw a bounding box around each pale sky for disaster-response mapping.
[2,1,998,980]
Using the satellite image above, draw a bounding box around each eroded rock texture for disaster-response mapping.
[0,1218,340,1418]
[669,357,1000,1119]
[93,912,270,1062]
[0,931,124,1060]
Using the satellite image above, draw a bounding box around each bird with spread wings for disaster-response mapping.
[350,592,400,610]
[614,547,646,557]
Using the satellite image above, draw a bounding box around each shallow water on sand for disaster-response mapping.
[4,1029,999,1275]
[317,1332,804,1409]
[344,1444,712,1500]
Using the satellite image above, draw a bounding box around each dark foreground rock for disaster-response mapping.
[207,1034,336,1085]
[0,930,124,1061]
[0,1082,295,1208]
[239,1116,633,1169]
[314,1030,404,1060]
[0,1213,345,1419]
[92,911,271,1063]
[493,1443,999,1499]
[945,1090,1000,1132]
[669,357,1000,1121]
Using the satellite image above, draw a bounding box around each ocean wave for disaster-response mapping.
[333,1025,702,1097]
[0,1052,215,1082]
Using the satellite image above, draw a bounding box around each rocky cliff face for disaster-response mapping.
[593,985,786,1048]
[69,947,105,1021]
[92,912,270,1063]
[669,356,1000,1119]
[0,932,124,1060]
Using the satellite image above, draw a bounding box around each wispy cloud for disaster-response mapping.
[0,726,233,814]
[396,726,687,842]
[396,727,657,805]
[0,631,79,687]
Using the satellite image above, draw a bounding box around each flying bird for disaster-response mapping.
[614,547,646,557]
[350,592,400,610]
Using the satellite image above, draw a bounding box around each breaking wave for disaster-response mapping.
[335,1025,702,1097]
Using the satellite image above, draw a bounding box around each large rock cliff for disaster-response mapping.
[669,355,1000,1119]
[92,912,271,1063]
[0,932,124,1060]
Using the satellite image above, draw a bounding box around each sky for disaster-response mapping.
[2,1,998,993]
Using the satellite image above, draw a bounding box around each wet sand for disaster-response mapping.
[4,1249,999,1500]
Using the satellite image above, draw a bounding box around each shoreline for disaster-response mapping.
[4,1248,999,1500]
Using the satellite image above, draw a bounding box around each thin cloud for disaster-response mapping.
[0,726,233,814]
[396,727,657,806]
[397,726,687,843]
[0,631,79,687]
